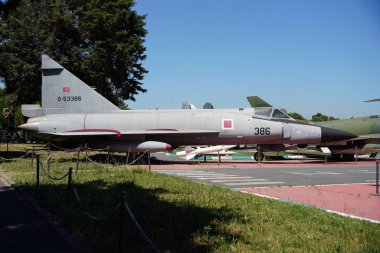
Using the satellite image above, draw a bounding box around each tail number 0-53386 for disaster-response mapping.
[57,96,81,102]
[254,127,270,135]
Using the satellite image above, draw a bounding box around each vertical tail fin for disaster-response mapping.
[41,55,119,114]
[246,96,272,108]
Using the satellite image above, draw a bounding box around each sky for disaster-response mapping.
[128,0,380,119]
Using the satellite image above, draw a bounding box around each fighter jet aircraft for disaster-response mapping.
[314,115,380,160]
[247,96,380,160]
[18,55,357,153]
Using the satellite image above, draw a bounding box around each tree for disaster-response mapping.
[0,0,147,107]
[311,113,338,122]
[0,87,24,130]
[288,112,306,121]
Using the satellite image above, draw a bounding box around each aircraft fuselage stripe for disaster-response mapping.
[64,129,122,137]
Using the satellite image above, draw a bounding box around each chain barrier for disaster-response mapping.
[123,200,161,253]
[8,144,159,251]
[72,186,119,221]
[84,150,149,168]
[85,156,110,170]
[48,142,84,152]
[85,146,110,152]
[27,148,49,152]
[37,151,51,166]
[0,151,30,161]
[125,151,149,166]
[37,142,149,168]
[39,161,70,181]
[37,149,78,172]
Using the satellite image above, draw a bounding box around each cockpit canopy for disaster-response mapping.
[253,108,294,120]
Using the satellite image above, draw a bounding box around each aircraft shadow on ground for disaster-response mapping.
[22,179,246,253]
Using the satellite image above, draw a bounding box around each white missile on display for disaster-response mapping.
[176,145,236,160]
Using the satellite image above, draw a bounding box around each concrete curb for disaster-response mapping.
[0,171,88,253]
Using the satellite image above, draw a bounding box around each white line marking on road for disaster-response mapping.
[164,172,215,176]
[224,181,285,186]
[211,178,266,183]
[155,170,197,173]
[195,175,241,179]
[242,182,372,189]
[287,172,342,175]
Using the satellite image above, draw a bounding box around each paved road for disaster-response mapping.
[0,177,73,253]
[154,164,378,190]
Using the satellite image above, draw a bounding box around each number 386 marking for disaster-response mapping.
[254,127,270,135]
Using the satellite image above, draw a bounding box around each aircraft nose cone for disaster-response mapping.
[18,122,39,132]
[320,127,357,143]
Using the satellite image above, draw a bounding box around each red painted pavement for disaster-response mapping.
[148,159,380,222]
[242,184,380,222]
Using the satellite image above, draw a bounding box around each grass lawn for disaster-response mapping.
[1,144,379,253]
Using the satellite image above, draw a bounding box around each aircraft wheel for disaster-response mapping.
[254,152,264,162]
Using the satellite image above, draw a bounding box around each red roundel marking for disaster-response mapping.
[223,119,233,129]
[63,87,70,92]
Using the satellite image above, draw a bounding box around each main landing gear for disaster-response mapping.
[253,151,265,162]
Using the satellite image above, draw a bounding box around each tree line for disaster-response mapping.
[0,0,340,132]
[288,112,338,122]
[0,0,148,107]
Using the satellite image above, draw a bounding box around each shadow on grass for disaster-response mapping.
[89,153,200,165]
[88,153,148,166]
[0,151,29,160]
[24,178,243,253]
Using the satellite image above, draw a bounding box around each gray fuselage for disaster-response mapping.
[28,108,322,146]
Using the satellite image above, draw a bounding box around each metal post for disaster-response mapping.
[85,144,88,169]
[126,147,131,166]
[218,151,221,165]
[355,146,358,164]
[47,143,51,173]
[372,160,380,196]
[67,167,73,204]
[118,191,127,253]
[31,147,35,170]
[258,146,261,165]
[36,155,40,189]
[107,146,110,164]
[148,151,151,172]
[76,148,80,173]
[203,155,206,163]
[325,154,328,165]
[47,141,51,173]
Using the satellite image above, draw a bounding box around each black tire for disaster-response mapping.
[254,152,264,162]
